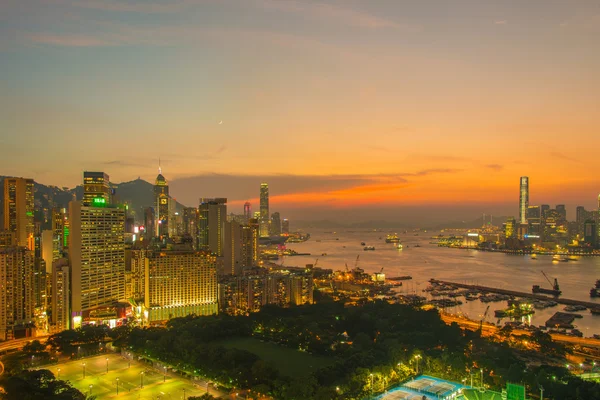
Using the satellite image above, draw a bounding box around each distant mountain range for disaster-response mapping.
[293,216,509,230]
[0,176,185,229]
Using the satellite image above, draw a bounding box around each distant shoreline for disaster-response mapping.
[438,246,600,257]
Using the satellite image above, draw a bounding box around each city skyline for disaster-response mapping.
[2,0,600,219]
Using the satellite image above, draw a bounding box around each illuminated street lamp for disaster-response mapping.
[370,373,374,392]
[480,368,484,388]
[414,355,422,375]
[164,366,167,382]
[140,371,144,388]
[82,363,86,379]
[89,384,93,396]
[106,357,109,373]
[116,378,119,395]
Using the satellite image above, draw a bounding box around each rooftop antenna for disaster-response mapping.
[158,157,162,175]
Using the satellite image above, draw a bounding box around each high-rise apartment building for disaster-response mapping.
[68,200,125,327]
[519,177,529,224]
[270,212,281,236]
[3,177,34,249]
[83,172,111,206]
[144,251,218,322]
[51,258,70,332]
[198,198,227,256]
[259,183,269,237]
[182,207,198,243]
[0,247,35,340]
[127,249,150,301]
[504,217,516,239]
[556,204,567,222]
[154,169,169,238]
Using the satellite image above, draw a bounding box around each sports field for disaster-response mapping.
[50,353,222,399]
[219,337,333,377]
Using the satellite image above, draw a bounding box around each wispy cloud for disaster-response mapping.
[252,0,406,29]
[27,33,115,47]
[485,164,503,171]
[494,20,507,25]
[45,0,204,14]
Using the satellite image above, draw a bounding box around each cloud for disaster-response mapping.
[46,0,204,14]
[27,33,115,47]
[252,0,405,29]
[103,160,149,168]
[485,164,503,171]
[494,20,507,25]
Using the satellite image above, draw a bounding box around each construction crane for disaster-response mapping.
[354,255,360,269]
[541,270,560,291]
[314,258,319,267]
[478,305,490,334]
[345,263,349,272]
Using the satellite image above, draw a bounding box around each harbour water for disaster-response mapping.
[285,229,600,336]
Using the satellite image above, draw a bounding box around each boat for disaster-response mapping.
[564,305,586,312]
[531,254,537,260]
[532,285,561,296]
[363,246,375,251]
[360,242,366,246]
[385,234,400,243]
[396,243,403,250]
[414,244,421,248]
[387,276,412,281]
[591,308,600,316]
[591,288,600,297]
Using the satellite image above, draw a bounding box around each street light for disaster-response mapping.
[140,371,144,388]
[164,366,167,382]
[370,373,374,392]
[116,378,119,395]
[82,363,86,379]
[414,355,422,375]
[106,357,109,374]
[183,388,186,400]
[480,368,484,388]
[89,384,93,396]
[57,368,60,379]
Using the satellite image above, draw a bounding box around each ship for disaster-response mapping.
[591,288,600,298]
[361,242,366,246]
[532,271,561,296]
[363,246,375,251]
[385,234,400,243]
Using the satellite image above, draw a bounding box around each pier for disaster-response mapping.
[430,279,600,310]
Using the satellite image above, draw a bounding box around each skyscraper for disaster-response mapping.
[270,212,281,236]
[259,183,269,237]
[83,172,111,206]
[556,204,567,222]
[282,219,290,234]
[243,202,252,223]
[68,200,125,328]
[198,198,227,256]
[51,258,70,332]
[3,177,34,249]
[154,167,169,238]
[519,177,529,224]
[0,247,35,340]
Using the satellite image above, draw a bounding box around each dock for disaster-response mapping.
[430,279,600,310]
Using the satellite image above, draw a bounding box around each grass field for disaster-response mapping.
[219,337,334,377]
[49,353,221,399]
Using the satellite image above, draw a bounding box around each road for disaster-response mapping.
[0,335,50,354]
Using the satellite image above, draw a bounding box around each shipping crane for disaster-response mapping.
[541,270,560,291]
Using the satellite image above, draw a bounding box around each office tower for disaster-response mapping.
[504,217,516,239]
[183,207,198,242]
[541,204,550,220]
[3,177,35,249]
[519,177,529,224]
[526,206,541,235]
[51,258,70,332]
[556,204,567,222]
[198,198,227,256]
[154,167,169,238]
[584,220,597,246]
[270,212,281,236]
[244,202,252,223]
[143,207,155,240]
[83,172,111,206]
[259,183,269,237]
[144,250,218,322]
[0,247,35,340]
[282,219,290,235]
[242,221,258,267]
[68,200,125,327]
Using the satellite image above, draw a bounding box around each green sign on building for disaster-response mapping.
[506,383,526,400]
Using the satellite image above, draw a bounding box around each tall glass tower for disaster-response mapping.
[259,183,269,237]
[519,176,529,224]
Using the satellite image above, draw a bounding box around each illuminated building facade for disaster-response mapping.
[259,183,269,237]
[504,217,516,239]
[127,249,149,301]
[51,258,70,332]
[144,251,218,322]
[3,177,34,249]
[270,212,281,236]
[83,171,111,206]
[198,198,227,256]
[519,176,529,224]
[0,247,35,340]
[68,200,125,327]
[182,207,198,244]
[526,206,541,236]
[584,219,597,246]
[154,169,169,238]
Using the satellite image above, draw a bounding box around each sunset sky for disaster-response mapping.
[1,1,599,223]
